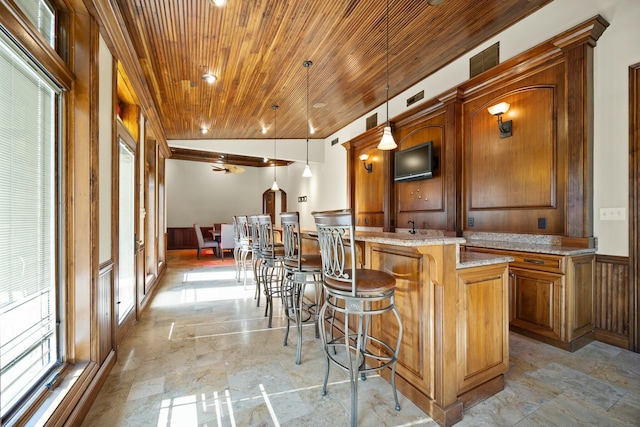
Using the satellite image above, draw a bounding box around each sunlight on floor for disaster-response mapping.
[154,377,434,427]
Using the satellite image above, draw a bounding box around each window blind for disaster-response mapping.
[0,30,60,418]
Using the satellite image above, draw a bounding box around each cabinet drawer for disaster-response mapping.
[464,247,564,274]
[509,253,563,273]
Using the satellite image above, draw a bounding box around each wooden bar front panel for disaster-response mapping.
[369,244,433,398]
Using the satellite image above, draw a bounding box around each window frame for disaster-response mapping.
[0,25,66,424]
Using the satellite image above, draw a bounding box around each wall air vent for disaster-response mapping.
[470,42,499,78]
[366,113,377,131]
[331,137,339,146]
[406,90,424,107]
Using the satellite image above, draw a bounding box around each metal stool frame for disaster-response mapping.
[280,212,323,364]
[257,214,285,328]
[313,209,402,427]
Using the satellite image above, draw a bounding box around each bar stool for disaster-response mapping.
[312,209,402,427]
[280,212,323,365]
[234,215,251,288]
[249,214,263,305]
[232,216,242,280]
[257,214,285,328]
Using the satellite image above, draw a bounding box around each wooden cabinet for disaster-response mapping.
[362,239,510,425]
[465,247,595,351]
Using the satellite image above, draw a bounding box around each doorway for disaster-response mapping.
[263,189,287,225]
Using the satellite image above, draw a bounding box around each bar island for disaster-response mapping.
[349,231,512,426]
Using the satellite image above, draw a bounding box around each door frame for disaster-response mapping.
[629,63,639,353]
[114,120,139,347]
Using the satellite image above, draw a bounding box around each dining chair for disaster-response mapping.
[194,223,219,259]
[218,223,235,260]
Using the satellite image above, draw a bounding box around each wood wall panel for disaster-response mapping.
[167,226,221,249]
[395,112,447,230]
[595,255,630,349]
[97,261,114,365]
[467,87,556,209]
[346,126,390,229]
[463,64,567,235]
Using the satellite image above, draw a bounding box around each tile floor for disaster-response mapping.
[81,250,640,426]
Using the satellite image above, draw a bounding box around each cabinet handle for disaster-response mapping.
[523,258,544,265]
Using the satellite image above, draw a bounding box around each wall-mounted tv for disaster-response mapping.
[394,141,434,182]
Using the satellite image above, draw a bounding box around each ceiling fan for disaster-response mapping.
[211,163,245,174]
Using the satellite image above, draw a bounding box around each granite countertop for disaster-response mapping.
[463,232,596,256]
[457,251,513,269]
[354,230,464,247]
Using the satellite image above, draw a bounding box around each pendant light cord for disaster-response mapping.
[272,104,278,181]
[386,0,390,127]
[305,61,310,163]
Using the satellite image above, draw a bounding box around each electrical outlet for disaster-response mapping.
[467,217,474,227]
[538,217,546,229]
[600,207,625,221]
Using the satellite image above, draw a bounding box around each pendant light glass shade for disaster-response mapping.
[379,126,397,150]
[302,60,313,177]
[377,0,397,150]
[271,104,279,191]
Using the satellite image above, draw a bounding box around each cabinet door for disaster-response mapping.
[510,267,564,341]
[457,264,509,394]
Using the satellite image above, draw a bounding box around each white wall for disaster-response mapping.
[166,159,273,226]
[167,0,639,255]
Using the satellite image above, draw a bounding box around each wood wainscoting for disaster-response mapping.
[167,225,222,249]
[97,261,114,365]
[595,255,631,349]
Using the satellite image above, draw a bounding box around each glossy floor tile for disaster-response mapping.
[81,250,640,426]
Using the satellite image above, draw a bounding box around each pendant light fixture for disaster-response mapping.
[377,0,397,150]
[271,105,280,191]
[302,60,313,178]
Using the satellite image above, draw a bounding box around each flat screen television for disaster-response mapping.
[394,141,434,182]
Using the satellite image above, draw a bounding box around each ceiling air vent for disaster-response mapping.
[406,90,424,107]
[470,42,499,78]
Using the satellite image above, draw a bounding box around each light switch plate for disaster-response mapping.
[600,207,625,221]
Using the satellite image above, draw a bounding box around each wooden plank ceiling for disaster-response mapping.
[114,0,552,144]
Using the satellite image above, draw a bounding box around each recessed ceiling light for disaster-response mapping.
[261,128,267,134]
[202,73,217,84]
[263,157,269,163]
[200,127,209,134]
[313,102,326,109]
[428,0,447,5]
[211,0,228,6]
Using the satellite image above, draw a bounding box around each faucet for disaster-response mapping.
[408,220,416,234]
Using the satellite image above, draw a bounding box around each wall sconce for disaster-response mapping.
[359,153,373,173]
[487,102,512,138]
